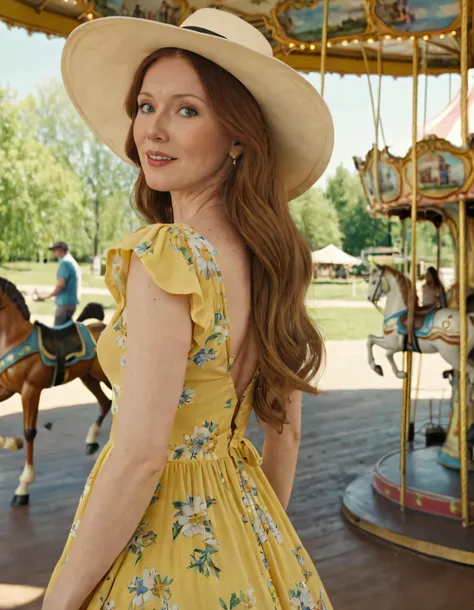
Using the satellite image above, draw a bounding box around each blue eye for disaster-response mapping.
[138,102,154,114]
[179,106,198,118]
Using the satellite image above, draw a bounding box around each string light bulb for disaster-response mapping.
[384,34,391,40]
[327,41,332,48]
[86,12,93,19]
[368,38,374,44]
[289,42,295,48]
[300,44,305,50]
[342,40,348,46]
[310,44,315,50]
[439,33,445,39]
[423,34,429,41]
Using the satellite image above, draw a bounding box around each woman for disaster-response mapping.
[43,8,334,610]
[422,266,447,308]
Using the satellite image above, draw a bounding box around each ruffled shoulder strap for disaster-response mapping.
[105,223,222,343]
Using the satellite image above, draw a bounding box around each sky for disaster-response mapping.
[0,22,462,186]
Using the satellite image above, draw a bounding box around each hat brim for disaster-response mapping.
[62,17,334,200]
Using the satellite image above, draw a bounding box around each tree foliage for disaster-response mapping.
[0,88,84,260]
[290,188,341,251]
[325,164,391,256]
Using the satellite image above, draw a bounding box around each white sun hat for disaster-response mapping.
[61,8,334,200]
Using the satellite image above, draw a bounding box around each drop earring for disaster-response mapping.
[232,157,237,166]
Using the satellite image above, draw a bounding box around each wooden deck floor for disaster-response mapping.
[1,389,474,610]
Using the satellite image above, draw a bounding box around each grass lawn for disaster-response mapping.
[1,262,106,289]
[308,307,383,341]
[28,294,116,317]
[307,280,367,301]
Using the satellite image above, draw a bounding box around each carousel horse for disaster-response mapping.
[366,265,474,399]
[0,277,112,506]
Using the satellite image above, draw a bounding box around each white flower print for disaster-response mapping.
[172,421,219,461]
[69,519,80,539]
[172,495,217,545]
[104,602,115,610]
[178,386,196,408]
[134,240,154,257]
[111,384,120,414]
[80,477,92,501]
[241,588,257,609]
[289,582,317,610]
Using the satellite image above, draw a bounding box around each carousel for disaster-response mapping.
[1,0,474,567]
[342,2,474,566]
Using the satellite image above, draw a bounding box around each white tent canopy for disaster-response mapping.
[311,244,361,266]
[421,70,474,145]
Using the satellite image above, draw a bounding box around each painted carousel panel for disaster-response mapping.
[374,0,460,34]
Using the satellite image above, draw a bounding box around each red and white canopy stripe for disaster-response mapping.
[421,71,474,146]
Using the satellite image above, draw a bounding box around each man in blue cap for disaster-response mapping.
[37,241,82,326]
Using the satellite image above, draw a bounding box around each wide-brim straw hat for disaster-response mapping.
[62,8,334,200]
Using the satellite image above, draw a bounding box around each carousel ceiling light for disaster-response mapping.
[439,33,445,39]
[327,42,332,48]
[385,35,391,40]
[289,42,295,48]
[342,40,348,46]
[353,39,359,44]
[86,12,93,19]
[300,44,305,50]
[423,35,429,41]
[397,36,403,41]
[451,30,457,36]
[368,38,374,44]
[410,35,415,40]
[310,44,315,50]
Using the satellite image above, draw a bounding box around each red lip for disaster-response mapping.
[145,150,176,169]
[145,150,176,158]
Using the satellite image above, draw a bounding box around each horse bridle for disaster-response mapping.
[370,265,385,315]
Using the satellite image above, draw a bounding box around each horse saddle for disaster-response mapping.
[35,321,86,386]
[399,305,438,332]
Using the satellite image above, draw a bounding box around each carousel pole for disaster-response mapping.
[436,226,441,272]
[320,0,329,98]
[373,40,383,204]
[459,0,470,528]
[400,38,419,511]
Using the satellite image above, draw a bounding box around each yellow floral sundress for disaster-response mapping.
[47,223,333,610]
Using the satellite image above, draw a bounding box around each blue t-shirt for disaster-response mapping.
[56,256,80,306]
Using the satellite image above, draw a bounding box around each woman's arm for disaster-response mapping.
[42,254,192,610]
[260,390,302,510]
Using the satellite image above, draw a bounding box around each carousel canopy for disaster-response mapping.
[422,70,474,146]
[1,0,472,76]
[311,244,361,266]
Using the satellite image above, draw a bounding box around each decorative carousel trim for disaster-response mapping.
[343,504,474,566]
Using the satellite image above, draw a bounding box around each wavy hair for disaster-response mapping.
[124,48,324,432]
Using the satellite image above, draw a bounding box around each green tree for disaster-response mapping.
[325,164,391,256]
[290,187,341,250]
[27,80,140,263]
[0,88,84,260]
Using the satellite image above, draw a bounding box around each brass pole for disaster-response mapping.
[422,41,429,139]
[374,40,383,204]
[401,39,419,511]
[437,226,441,272]
[320,0,329,98]
[459,0,469,528]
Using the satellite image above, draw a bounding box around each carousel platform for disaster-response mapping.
[343,446,474,565]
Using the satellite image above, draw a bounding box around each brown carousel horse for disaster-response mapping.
[0,277,112,506]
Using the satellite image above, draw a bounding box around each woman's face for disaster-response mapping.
[133,55,234,194]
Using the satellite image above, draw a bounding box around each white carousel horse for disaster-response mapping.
[366,265,474,405]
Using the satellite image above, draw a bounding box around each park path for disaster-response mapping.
[19,284,375,309]
[0,338,451,417]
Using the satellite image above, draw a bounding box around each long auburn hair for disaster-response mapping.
[124,48,325,432]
